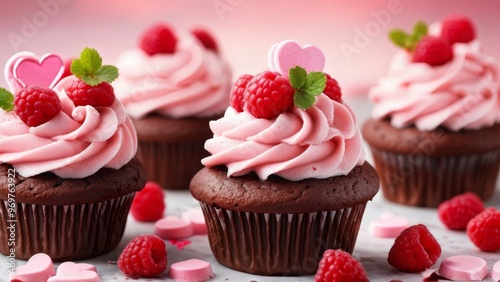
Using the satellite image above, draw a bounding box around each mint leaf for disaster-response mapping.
[289,66,307,89]
[413,21,428,39]
[303,72,326,96]
[70,47,119,86]
[80,48,102,74]
[294,90,316,110]
[0,88,14,112]
[94,65,119,83]
[389,29,409,49]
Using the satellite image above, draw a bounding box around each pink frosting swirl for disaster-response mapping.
[0,76,138,178]
[370,37,500,131]
[202,94,365,181]
[114,32,232,119]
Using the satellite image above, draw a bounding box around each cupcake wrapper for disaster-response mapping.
[136,140,207,190]
[370,147,500,207]
[0,193,135,261]
[200,202,367,275]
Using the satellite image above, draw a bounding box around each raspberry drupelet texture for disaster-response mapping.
[387,224,441,272]
[14,85,61,127]
[314,249,369,282]
[438,192,485,230]
[118,234,167,278]
[131,181,166,222]
[323,73,342,102]
[140,23,177,55]
[65,79,115,107]
[243,71,294,119]
[467,208,500,252]
[230,74,253,112]
[412,36,453,66]
[441,14,476,44]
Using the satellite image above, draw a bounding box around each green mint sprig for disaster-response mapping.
[289,66,327,110]
[70,47,119,86]
[0,87,14,112]
[389,20,428,51]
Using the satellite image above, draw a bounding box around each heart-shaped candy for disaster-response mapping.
[4,52,64,94]
[9,253,55,282]
[268,40,325,78]
[47,262,100,282]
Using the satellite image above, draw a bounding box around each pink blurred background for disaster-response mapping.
[1,0,499,96]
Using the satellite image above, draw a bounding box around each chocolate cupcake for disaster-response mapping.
[0,49,146,261]
[363,15,500,207]
[114,23,232,190]
[190,40,379,275]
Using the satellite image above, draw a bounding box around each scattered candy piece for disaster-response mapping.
[369,212,409,238]
[169,259,214,282]
[438,192,484,230]
[491,261,500,281]
[467,207,500,251]
[155,216,194,239]
[438,255,488,281]
[131,181,166,222]
[118,234,167,278]
[314,249,368,282]
[182,208,207,235]
[268,40,325,78]
[47,262,100,282]
[9,253,55,282]
[168,239,192,250]
[387,224,441,272]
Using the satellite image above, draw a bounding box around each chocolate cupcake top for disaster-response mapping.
[113,23,232,119]
[0,48,137,178]
[369,15,500,132]
[201,40,365,181]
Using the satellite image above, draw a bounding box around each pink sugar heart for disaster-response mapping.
[47,262,100,282]
[155,215,194,239]
[268,40,325,78]
[9,253,55,282]
[8,53,64,93]
[369,212,409,238]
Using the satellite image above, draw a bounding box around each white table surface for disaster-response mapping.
[1,97,500,282]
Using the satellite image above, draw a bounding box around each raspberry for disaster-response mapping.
[441,14,475,44]
[438,192,485,230]
[65,78,115,107]
[118,234,167,278]
[139,23,177,55]
[243,71,294,119]
[413,36,453,66]
[14,85,61,127]
[230,74,253,112]
[191,28,219,53]
[467,208,500,252]
[323,73,342,102]
[131,181,165,222]
[387,224,441,272]
[314,249,369,282]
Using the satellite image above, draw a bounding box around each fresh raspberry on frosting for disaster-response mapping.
[131,181,165,222]
[243,71,294,119]
[441,14,476,44]
[438,192,485,230]
[314,249,369,282]
[323,73,342,102]
[413,36,453,66]
[14,85,61,127]
[230,74,253,112]
[66,79,115,107]
[118,234,167,278]
[467,207,500,252]
[139,23,177,55]
[191,28,219,53]
[388,224,441,272]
